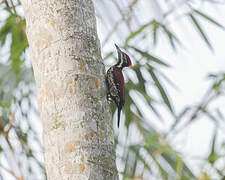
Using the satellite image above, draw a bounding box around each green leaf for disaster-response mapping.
[189,13,213,51]
[130,46,171,67]
[207,130,220,164]
[123,82,134,128]
[153,20,159,46]
[207,73,217,79]
[129,145,152,173]
[194,9,225,29]
[176,156,183,179]
[132,64,146,90]
[17,128,28,144]
[137,89,163,121]
[10,21,27,61]
[216,109,224,120]
[169,107,191,133]
[123,149,137,178]
[126,66,163,121]
[156,69,178,90]
[198,172,211,180]
[147,65,174,114]
[153,156,169,179]
[160,25,180,51]
[125,20,154,44]
[212,75,225,90]
[0,15,15,45]
[143,136,170,179]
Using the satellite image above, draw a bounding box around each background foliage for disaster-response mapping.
[0,0,225,179]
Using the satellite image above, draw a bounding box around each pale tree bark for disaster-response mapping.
[20,0,118,179]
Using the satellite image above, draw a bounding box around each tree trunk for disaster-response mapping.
[20,0,118,179]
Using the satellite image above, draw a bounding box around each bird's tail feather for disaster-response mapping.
[117,107,121,128]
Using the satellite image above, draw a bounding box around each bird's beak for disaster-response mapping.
[115,44,121,53]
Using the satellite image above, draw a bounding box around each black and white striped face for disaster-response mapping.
[115,44,132,68]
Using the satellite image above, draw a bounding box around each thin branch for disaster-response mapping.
[2,113,24,180]
[171,90,222,135]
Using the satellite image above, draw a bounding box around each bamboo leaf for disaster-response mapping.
[129,145,152,175]
[153,20,159,46]
[137,89,163,121]
[147,65,174,114]
[153,156,169,179]
[126,66,163,121]
[0,15,15,46]
[156,69,178,90]
[216,109,224,120]
[176,156,183,179]
[189,13,213,51]
[125,21,154,44]
[170,107,191,131]
[207,130,220,164]
[194,9,225,29]
[130,47,170,67]
[160,25,180,51]
[143,136,195,178]
[124,85,134,127]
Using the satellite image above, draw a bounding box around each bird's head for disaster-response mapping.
[115,44,132,68]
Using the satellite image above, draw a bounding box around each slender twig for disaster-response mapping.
[2,113,24,180]
[171,90,221,135]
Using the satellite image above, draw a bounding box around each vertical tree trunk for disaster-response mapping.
[20,0,118,179]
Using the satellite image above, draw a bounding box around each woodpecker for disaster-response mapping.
[106,44,132,127]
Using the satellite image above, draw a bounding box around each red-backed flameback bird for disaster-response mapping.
[106,44,132,127]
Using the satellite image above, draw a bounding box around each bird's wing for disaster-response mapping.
[113,68,125,107]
